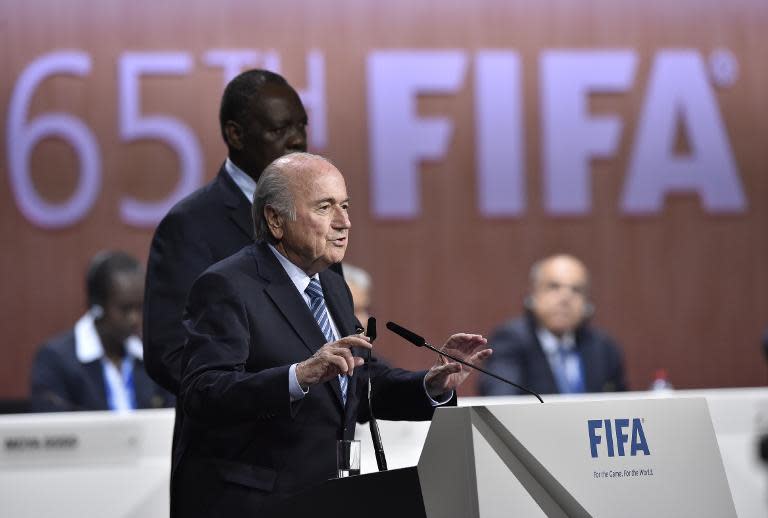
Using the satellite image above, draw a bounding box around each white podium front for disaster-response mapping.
[417,397,736,517]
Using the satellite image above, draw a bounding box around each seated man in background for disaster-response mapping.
[479,254,626,396]
[341,263,372,328]
[30,251,174,412]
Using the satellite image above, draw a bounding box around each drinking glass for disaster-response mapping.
[336,439,361,478]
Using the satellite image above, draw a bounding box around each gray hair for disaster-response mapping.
[342,263,371,292]
[252,160,296,243]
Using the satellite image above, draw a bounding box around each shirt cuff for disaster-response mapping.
[289,363,309,402]
[423,376,453,406]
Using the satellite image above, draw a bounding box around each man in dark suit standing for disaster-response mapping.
[30,251,173,412]
[479,254,626,396]
[143,69,309,395]
[174,153,490,516]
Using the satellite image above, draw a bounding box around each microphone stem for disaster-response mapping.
[368,378,388,471]
[424,342,544,403]
[361,320,388,472]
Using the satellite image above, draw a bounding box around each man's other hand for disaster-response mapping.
[424,333,491,399]
[296,334,372,388]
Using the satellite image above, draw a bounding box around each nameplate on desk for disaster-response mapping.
[0,421,142,467]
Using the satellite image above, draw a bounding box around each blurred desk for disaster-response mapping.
[0,409,173,518]
[356,388,768,518]
[1,388,766,517]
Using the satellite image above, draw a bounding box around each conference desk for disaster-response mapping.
[0,388,766,517]
[356,388,768,518]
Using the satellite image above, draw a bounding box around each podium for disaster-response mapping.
[263,466,427,517]
[271,397,736,517]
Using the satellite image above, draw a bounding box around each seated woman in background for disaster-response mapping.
[30,251,174,412]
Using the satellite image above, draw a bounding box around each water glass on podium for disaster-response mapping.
[336,439,361,478]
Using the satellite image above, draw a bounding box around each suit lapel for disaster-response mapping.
[250,243,356,410]
[217,166,255,241]
[82,361,109,410]
[531,333,560,394]
[251,243,330,357]
[132,365,153,408]
[321,270,360,409]
[321,271,356,337]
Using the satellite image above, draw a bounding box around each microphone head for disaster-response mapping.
[385,321,426,347]
[366,317,377,342]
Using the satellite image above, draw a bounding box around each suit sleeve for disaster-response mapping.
[180,271,292,424]
[353,356,456,424]
[29,344,76,412]
[143,212,214,395]
[478,324,526,396]
[325,272,449,423]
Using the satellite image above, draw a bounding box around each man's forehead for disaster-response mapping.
[250,85,303,116]
[539,258,587,282]
[108,271,144,299]
[288,163,346,195]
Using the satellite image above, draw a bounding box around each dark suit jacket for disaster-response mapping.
[144,164,346,518]
[29,330,174,412]
[173,242,446,517]
[478,314,627,396]
[143,166,255,395]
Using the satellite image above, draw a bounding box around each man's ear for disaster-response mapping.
[264,205,284,240]
[223,120,244,150]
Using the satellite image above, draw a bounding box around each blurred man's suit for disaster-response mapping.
[30,323,173,412]
[479,313,626,396]
[143,167,253,395]
[173,242,447,516]
[143,168,259,518]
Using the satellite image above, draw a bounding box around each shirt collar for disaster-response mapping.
[537,327,576,355]
[74,312,144,363]
[225,157,256,203]
[267,244,319,295]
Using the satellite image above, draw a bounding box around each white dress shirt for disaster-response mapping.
[224,157,256,202]
[537,327,582,392]
[74,312,143,411]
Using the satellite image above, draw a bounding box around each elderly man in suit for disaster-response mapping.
[479,254,626,396]
[143,69,311,395]
[173,153,490,516]
[144,69,352,518]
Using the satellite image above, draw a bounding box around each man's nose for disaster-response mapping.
[286,124,307,151]
[332,207,351,229]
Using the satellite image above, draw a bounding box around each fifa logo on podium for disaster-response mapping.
[588,418,650,458]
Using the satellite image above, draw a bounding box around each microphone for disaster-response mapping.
[385,321,544,403]
[366,316,377,342]
[364,317,387,471]
[386,321,425,347]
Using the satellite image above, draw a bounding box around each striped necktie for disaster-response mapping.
[554,343,585,394]
[305,278,348,403]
